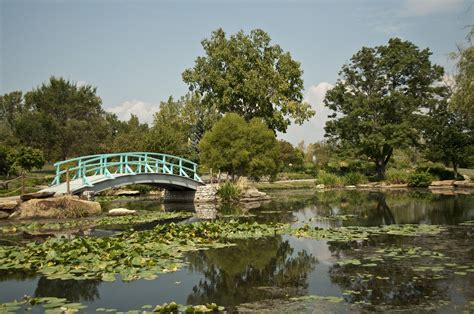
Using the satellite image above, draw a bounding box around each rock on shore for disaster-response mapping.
[12,195,101,219]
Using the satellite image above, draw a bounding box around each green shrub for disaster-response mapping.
[416,162,456,180]
[344,172,366,185]
[217,182,241,202]
[303,162,318,176]
[407,172,433,187]
[385,169,411,184]
[317,171,344,187]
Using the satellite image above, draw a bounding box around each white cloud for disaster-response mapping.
[278,82,334,145]
[400,0,465,17]
[106,100,160,124]
[76,80,87,88]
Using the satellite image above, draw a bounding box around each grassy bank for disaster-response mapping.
[252,179,316,190]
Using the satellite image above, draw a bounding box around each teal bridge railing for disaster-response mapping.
[51,152,202,187]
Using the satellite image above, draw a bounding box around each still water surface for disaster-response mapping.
[1,189,473,312]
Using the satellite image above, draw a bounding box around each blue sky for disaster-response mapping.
[1,0,472,144]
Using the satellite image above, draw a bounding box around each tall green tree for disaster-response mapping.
[199,113,279,179]
[18,77,108,160]
[111,115,149,152]
[278,140,304,172]
[324,38,446,180]
[0,91,24,149]
[146,97,190,156]
[0,91,23,130]
[182,28,314,133]
[423,101,473,178]
[450,27,474,121]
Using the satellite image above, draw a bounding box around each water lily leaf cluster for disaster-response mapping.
[0,211,193,234]
[1,296,225,314]
[291,224,446,242]
[0,221,285,282]
[0,296,87,314]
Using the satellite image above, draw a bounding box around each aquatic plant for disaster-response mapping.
[0,296,225,313]
[0,211,193,234]
[0,221,285,282]
[291,224,446,242]
[217,182,241,202]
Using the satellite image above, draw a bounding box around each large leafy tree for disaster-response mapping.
[146,96,191,157]
[146,94,219,160]
[324,38,446,180]
[199,113,279,179]
[111,115,149,152]
[278,140,304,172]
[16,77,108,160]
[424,101,473,178]
[450,28,474,121]
[182,28,314,133]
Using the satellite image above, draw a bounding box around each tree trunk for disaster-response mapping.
[376,159,386,181]
[452,160,459,179]
[375,145,393,181]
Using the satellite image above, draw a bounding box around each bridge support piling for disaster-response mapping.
[163,184,218,203]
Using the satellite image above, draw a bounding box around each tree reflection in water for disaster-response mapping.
[185,236,317,306]
[34,277,101,302]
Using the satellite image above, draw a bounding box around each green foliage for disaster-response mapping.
[110,115,149,152]
[407,172,433,187]
[182,28,314,133]
[324,38,447,180]
[344,172,366,186]
[423,101,474,177]
[145,94,218,161]
[450,28,474,121]
[0,221,285,282]
[13,146,45,172]
[385,168,411,184]
[17,77,109,159]
[217,182,241,202]
[278,140,305,172]
[416,162,458,180]
[199,113,279,179]
[0,145,15,175]
[317,171,344,187]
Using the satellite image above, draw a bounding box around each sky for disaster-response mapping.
[1,0,473,145]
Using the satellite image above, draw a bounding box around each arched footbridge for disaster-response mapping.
[41,152,204,195]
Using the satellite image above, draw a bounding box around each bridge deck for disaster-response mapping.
[41,175,122,194]
[42,173,203,195]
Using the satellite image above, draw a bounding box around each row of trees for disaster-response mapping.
[1,27,472,180]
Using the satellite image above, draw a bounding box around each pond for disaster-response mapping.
[0,189,473,313]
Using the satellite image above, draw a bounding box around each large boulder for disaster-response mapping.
[0,200,18,212]
[13,195,101,219]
